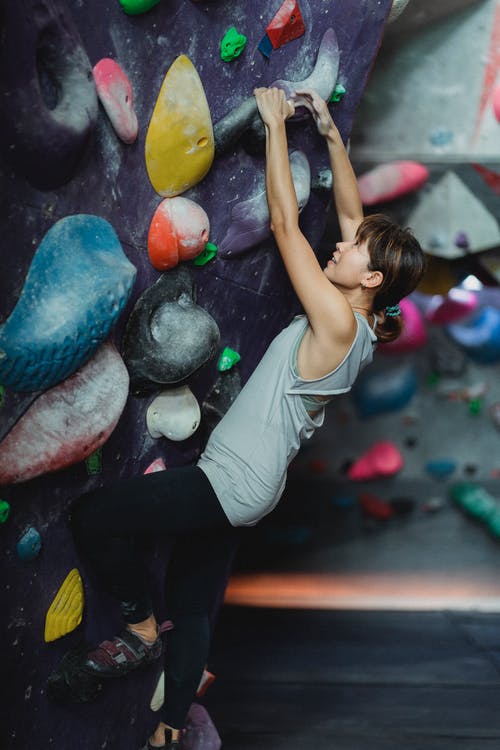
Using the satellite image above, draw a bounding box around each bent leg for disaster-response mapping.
[70,466,229,614]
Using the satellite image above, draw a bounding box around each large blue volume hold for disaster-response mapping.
[0,215,136,392]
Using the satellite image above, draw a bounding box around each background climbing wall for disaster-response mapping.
[0,1,392,748]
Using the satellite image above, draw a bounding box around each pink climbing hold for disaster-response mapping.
[493,84,500,123]
[0,343,129,485]
[425,288,478,325]
[93,58,138,144]
[357,161,429,206]
[347,441,404,481]
[378,297,427,354]
[144,458,167,473]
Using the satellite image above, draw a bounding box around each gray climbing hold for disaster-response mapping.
[122,266,220,394]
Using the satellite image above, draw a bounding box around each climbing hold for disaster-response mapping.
[0,0,98,189]
[0,343,129,485]
[454,231,470,249]
[421,496,445,513]
[351,362,418,418]
[330,84,346,103]
[181,704,222,750]
[144,458,167,474]
[272,28,339,116]
[44,568,84,643]
[447,306,500,364]
[213,98,261,156]
[145,55,214,197]
[358,492,393,521]
[0,214,136,392]
[429,128,453,146]
[331,494,356,509]
[307,459,327,474]
[16,527,42,561]
[357,161,429,206]
[0,386,4,409]
[193,242,218,266]
[348,441,404,481]
[378,297,427,354]
[425,459,456,480]
[468,398,483,415]
[217,348,241,372]
[146,386,201,441]
[148,197,210,271]
[220,27,247,62]
[408,171,500,260]
[219,150,310,257]
[257,34,274,59]
[93,58,138,144]
[122,266,220,394]
[425,288,478,325]
[0,499,11,523]
[118,0,161,13]
[85,447,102,476]
[261,0,305,55]
[451,482,498,522]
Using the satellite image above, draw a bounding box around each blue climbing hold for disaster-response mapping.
[447,306,500,364]
[351,362,418,418]
[425,459,457,480]
[16,526,42,561]
[0,215,136,392]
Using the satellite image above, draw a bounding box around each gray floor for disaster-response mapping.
[203,477,500,748]
[206,607,500,749]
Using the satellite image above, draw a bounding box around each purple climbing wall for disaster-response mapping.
[0,1,391,747]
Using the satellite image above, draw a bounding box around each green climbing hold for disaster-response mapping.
[487,508,500,538]
[0,499,10,524]
[118,0,161,15]
[426,372,440,387]
[193,241,218,266]
[85,447,102,476]
[0,385,4,409]
[330,84,346,103]
[451,482,497,521]
[469,398,482,415]
[218,347,241,372]
[220,27,247,62]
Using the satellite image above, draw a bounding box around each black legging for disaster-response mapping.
[70,466,238,729]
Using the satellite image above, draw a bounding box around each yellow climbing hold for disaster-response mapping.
[145,55,214,197]
[44,568,84,643]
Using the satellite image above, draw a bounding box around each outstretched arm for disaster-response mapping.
[294,88,363,241]
[254,87,356,346]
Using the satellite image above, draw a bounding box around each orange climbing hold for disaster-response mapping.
[148,196,210,271]
[266,0,305,50]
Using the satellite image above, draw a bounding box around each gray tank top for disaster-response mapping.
[197,313,377,526]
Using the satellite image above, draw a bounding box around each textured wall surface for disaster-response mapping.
[0,1,391,748]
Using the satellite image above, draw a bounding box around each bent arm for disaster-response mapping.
[255,87,356,345]
[294,88,363,241]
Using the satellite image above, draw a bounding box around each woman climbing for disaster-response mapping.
[70,86,426,749]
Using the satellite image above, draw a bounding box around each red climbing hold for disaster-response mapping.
[358,492,394,521]
[266,0,305,50]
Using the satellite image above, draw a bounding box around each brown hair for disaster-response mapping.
[356,214,426,344]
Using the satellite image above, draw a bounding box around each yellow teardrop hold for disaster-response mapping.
[44,568,84,643]
[145,55,214,197]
